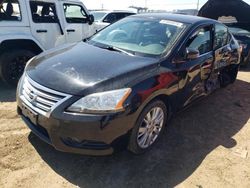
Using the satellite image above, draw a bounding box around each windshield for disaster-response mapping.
[89,17,187,57]
[229,27,250,35]
[91,12,107,21]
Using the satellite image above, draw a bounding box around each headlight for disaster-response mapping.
[67,88,131,113]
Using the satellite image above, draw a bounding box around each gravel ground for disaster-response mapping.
[0,70,250,188]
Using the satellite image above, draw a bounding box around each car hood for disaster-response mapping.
[26,42,158,95]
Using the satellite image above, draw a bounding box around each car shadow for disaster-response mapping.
[28,79,250,188]
[0,81,16,102]
[240,66,250,72]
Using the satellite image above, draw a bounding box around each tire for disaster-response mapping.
[220,64,239,87]
[229,64,240,84]
[0,49,35,86]
[128,100,168,154]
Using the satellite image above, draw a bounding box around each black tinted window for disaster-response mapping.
[214,24,228,49]
[103,13,116,23]
[115,13,128,20]
[30,1,57,23]
[186,27,212,55]
[0,0,21,21]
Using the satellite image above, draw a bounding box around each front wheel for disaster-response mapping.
[128,100,168,154]
[0,49,35,86]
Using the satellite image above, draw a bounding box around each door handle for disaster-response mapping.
[67,29,75,32]
[36,30,47,33]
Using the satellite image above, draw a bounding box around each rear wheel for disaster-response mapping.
[128,100,168,154]
[0,49,35,86]
[220,64,239,87]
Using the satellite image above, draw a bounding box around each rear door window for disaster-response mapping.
[214,23,229,49]
[30,1,58,23]
[0,0,21,21]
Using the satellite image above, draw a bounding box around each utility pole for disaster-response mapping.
[197,0,200,10]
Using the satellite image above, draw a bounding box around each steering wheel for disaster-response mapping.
[107,30,128,41]
[139,35,166,47]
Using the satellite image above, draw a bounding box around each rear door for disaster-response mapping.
[213,23,233,70]
[29,1,65,50]
[177,25,214,107]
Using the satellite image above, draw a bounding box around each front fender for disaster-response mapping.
[128,72,180,120]
[0,34,44,51]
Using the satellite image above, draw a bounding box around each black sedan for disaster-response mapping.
[228,26,250,67]
[17,14,241,155]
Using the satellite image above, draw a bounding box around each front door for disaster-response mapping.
[177,25,214,107]
[29,1,65,50]
[63,3,91,43]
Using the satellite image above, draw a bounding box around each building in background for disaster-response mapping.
[198,0,250,67]
[198,0,250,30]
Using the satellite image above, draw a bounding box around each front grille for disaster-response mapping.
[20,75,71,117]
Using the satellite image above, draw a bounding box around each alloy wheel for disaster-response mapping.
[137,107,165,149]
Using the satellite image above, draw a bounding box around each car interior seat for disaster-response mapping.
[41,4,54,22]
[5,2,18,20]
[30,3,40,22]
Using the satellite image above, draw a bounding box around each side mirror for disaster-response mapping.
[88,14,94,25]
[186,48,200,60]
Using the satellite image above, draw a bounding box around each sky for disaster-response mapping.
[82,0,250,11]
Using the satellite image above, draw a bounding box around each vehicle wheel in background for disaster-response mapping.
[128,100,168,154]
[0,50,35,86]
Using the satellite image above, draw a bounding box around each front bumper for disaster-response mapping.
[16,77,137,156]
[17,102,136,156]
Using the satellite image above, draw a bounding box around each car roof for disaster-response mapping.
[132,13,217,24]
[91,10,135,14]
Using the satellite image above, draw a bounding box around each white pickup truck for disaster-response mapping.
[0,0,96,85]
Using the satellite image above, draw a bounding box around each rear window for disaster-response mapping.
[0,0,21,21]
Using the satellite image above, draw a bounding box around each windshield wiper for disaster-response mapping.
[105,46,134,56]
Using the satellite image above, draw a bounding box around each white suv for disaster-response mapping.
[0,0,96,85]
[91,10,135,31]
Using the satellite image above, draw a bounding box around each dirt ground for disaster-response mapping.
[0,69,250,188]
